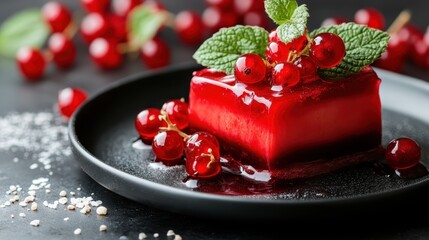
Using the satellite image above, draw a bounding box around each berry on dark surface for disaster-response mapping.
[16,47,46,81]
[175,10,205,45]
[41,1,73,33]
[152,130,185,162]
[135,108,166,144]
[161,99,189,131]
[140,37,171,69]
[185,132,221,179]
[354,7,385,30]
[385,137,422,170]
[48,33,76,69]
[89,38,123,70]
[57,87,88,119]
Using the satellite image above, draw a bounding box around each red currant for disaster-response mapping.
[41,1,72,33]
[233,0,264,16]
[89,38,123,70]
[186,132,220,152]
[410,38,429,68]
[373,47,405,73]
[354,7,385,30]
[385,137,421,170]
[293,55,318,83]
[135,108,166,144]
[288,35,309,53]
[320,16,347,27]
[109,14,128,43]
[175,10,205,46]
[309,33,346,68]
[268,29,280,42]
[57,87,88,119]
[265,41,290,63]
[202,6,238,33]
[16,47,46,81]
[48,33,76,69]
[112,0,142,17]
[242,11,269,29]
[161,99,189,131]
[140,37,171,69]
[80,0,110,13]
[234,53,266,84]
[205,0,233,10]
[272,62,300,87]
[185,132,221,179]
[387,31,410,58]
[80,13,111,44]
[145,0,166,11]
[401,24,424,60]
[152,131,185,162]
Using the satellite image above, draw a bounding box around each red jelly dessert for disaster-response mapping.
[187,0,390,180]
[189,67,382,179]
[135,0,391,181]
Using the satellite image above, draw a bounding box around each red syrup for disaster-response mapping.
[183,147,386,196]
[373,162,428,179]
[133,139,427,196]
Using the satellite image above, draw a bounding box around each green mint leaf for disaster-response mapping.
[264,0,298,25]
[0,9,49,58]
[128,5,168,48]
[311,23,390,79]
[277,4,309,43]
[193,25,268,74]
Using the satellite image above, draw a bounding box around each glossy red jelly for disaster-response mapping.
[189,67,382,179]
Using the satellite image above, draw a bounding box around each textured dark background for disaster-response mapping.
[0,0,428,239]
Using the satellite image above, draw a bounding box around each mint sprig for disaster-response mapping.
[193,26,268,74]
[265,0,298,25]
[277,4,309,43]
[128,5,168,49]
[311,23,390,79]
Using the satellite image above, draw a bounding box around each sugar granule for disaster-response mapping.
[0,112,71,172]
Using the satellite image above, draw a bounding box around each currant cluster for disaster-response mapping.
[12,0,272,82]
[135,99,222,179]
[234,30,345,87]
[80,0,171,70]
[16,2,76,81]
[14,0,169,81]
[321,7,429,73]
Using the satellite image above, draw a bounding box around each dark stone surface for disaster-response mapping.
[0,1,428,239]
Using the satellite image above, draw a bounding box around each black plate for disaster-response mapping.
[69,63,429,221]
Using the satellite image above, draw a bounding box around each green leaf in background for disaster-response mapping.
[193,25,269,74]
[128,5,168,48]
[0,9,50,58]
[310,23,390,79]
[264,0,298,25]
[277,4,309,43]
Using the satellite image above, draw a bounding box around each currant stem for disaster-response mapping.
[387,9,411,36]
[289,29,312,63]
[201,149,216,169]
[158,110,189,139]
[118,42,140,54]
[63,22,78,40]
[43,50,53,62]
